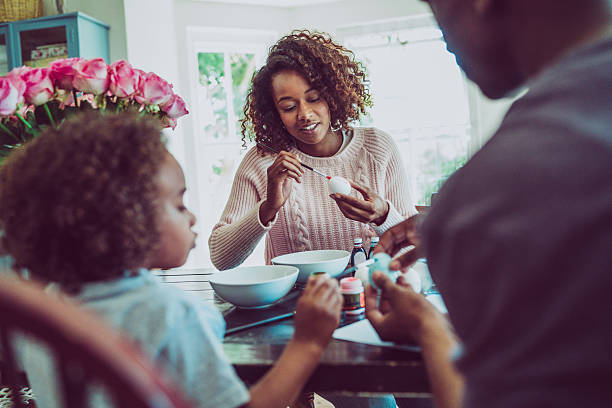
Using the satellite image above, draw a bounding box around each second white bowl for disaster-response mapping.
[271,249,350,283]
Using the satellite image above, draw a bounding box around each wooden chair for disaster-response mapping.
[415,193,438,214]
[0,275,193,408]
[415,205,429,213]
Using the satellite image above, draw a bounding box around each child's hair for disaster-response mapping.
[0,112,168,290]
[241,29,372,153]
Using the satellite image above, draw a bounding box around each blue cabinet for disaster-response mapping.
[0,12,109,75]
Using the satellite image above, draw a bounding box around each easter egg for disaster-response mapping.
[328,176,351,195]
[371,252,392,272]
[368,252,392,290]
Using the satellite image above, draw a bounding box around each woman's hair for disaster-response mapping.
[0,112,168,290]
[241,30,372,153]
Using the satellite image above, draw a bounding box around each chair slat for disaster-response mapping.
[0,327,27,408]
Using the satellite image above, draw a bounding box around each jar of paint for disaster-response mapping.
[340,277,365,315]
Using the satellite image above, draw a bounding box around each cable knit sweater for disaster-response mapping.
[209,127,416,270]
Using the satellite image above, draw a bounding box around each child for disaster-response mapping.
[0,112,343,408]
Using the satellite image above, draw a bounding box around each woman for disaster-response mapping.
[209,30,416,272]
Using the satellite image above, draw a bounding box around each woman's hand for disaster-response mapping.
[330,180,390,225]
[260,151,304,224]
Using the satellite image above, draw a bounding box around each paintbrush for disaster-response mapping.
[335,258,375,280]
[257,142,330,179]
[224,311,296,335]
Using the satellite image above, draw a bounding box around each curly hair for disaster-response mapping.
[0,112,168,290]
[241,30,372,153]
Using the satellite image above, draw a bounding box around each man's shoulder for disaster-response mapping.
[501,38,612,148]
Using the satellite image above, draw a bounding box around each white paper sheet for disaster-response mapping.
[333,319,420,351]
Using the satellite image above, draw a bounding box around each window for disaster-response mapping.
[340,16,473,205]
[185,28,277,269]
[197,52,256,142]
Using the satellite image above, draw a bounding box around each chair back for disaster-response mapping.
[0,275,193,408]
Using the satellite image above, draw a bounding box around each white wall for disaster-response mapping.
[174,1,291,32]
[123,0,187,191]
[173,0,430,39]
[42,0,128,62]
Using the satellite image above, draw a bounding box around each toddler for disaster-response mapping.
[0,111,342,408]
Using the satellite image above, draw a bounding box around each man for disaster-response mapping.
[366,1,612,407]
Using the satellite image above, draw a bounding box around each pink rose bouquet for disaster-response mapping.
[0,58,189,161]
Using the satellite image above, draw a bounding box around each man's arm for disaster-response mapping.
[366,272,464,408]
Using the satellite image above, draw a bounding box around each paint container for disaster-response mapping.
[340,277,365,315]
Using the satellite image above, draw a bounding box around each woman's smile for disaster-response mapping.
[301,122,318,132]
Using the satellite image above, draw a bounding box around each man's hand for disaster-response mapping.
[374,214,424,270]
[366,271,441,344]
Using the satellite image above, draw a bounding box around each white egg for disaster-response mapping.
[328,176,351,195]
[403,267,422,293]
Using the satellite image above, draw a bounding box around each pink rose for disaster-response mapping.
[49,57,84,90]
[108,60,139,98]
[160,94,188,119]
[22,68,54,106]
[132,68,146,97]
[135,72,173,106]
[5,66,29,105]
[0,78,20,116]
[73,58,109,95]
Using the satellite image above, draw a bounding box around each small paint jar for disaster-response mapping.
[340,277,365,315]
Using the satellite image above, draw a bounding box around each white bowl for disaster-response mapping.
[271,250,350,283]
[209,265,298,309]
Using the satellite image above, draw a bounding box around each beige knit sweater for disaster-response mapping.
[208,127,416,270]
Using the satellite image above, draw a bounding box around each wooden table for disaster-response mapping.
[160,269,431,397]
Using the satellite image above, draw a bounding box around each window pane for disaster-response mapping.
[230,53,256,140]
[198,52,256,143]
[198,52,229,140]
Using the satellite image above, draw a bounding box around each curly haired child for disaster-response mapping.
[0,111,342,408]
[209,30,416,271]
